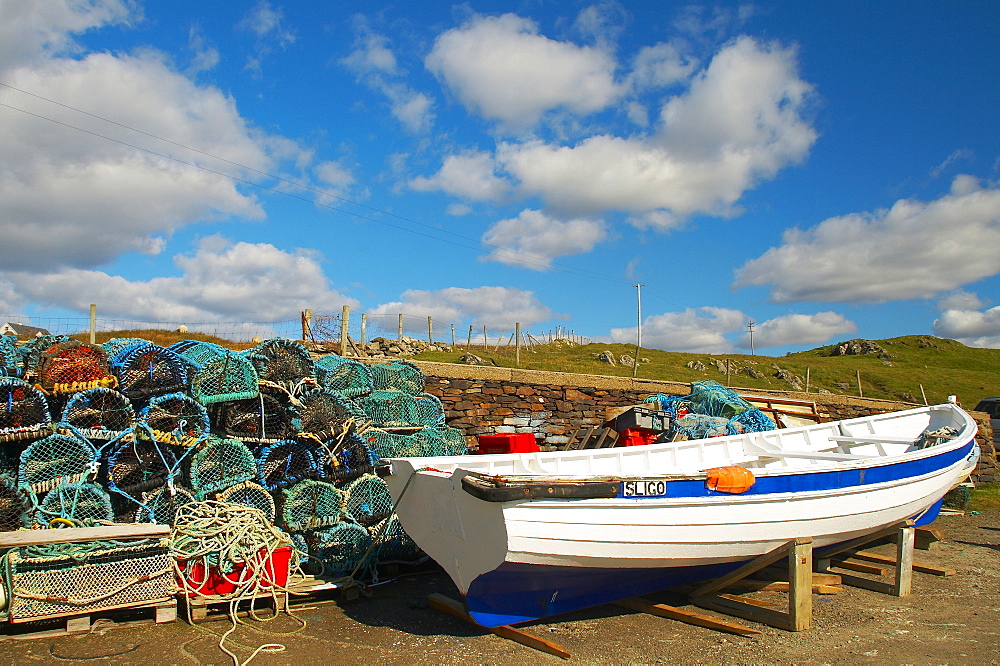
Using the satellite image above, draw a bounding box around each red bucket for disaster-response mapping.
[177,546,292,597]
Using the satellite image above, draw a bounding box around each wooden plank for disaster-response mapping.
[0,524,169,548]
[832,573,896,595]
[691,538,811,598]
[756,566,841,585]
[614,597,761,636]
[895,526,914,597]
[815,520,913,560]
[427,594,570,660]
[692,595,792,631]
[788,537,812,631]
[718,594,779,607]
[724,580,841,595]
[842,550,955,576]
[829,559,887,575]
[915,526,944,550]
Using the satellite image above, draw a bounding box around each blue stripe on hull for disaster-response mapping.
[465,560,742,627]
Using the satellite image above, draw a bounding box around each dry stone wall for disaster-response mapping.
[411,360,998,484]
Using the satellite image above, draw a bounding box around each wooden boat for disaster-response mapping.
[382,403,980,627]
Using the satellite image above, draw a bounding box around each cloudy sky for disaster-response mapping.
[1,1,998,354]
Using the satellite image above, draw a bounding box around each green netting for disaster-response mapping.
[256,439,317,492]
[215,480,276,524]
[0,474,25,532]
[168,340,228,370]
[191,352,259,405]
[216,383,299,443]
[19,434,97,494]
[297,389,367,436]
[36,340,117,396]
[0,336,21,377]
[17,334,70,374]
[109,342,188,400]
[32,481,113,527]
[106,434,176,502]
[364,426,468,458]
[338,474,392,527]
[368,360,425,394]
[135,484,196,524]
[370,515,422,563]
[304,521,373,578]
[313,355,373,397]
[414,393,446,427]
[244,338,314,384]
[320,431,380,481]
[59,387,135,441]
[101,337,148,359]
[0,378,52,442]
[437,426,470,455]
[358,390,422,428]
[280,479,346,532]
[189,436,256,496]
[138,392,210,448]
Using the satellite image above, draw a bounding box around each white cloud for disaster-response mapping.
[370,286,552,329]
[313,160,356,200]
[409,151,510,202]
[3,238,355,322]
[425,13,622,127]
[933,306,1000,348]
[739,312,857,350]
[611,307,745,353]
[735,175,1000,303]
[186,26,220,75]
[480,210,606,270]
[937,289,985,311]
[628,42,697,91]
[238,0,295,75]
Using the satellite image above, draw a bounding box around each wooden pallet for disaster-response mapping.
[180,576,360,623]
[0,600,176,641]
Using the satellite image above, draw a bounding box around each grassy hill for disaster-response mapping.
[412,335,1000,408]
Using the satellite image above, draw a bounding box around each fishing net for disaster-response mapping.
[363,426,467,458]
[4,537,173,622]
[256,439,317,492]
[214,481,276,524]
[303,521,373,578]
[17,334,70,375]
[0,377,52,442]
[0,335,21,377]
[31,481,114,528]
[109,341,188,400]
[19,433,97,494]
[358,390,424,428]
[368,360,425,394]
[339,474,393,527]
[0,474,26,532]
[138,392,210,448]
[35,340,117,396]
[244,337,314,385]
[414,393,446,427]
[106,434,176,505]
[280,479,346,532]
[671,413,733,439]
[100,337,148,359]
[314,355,373,397]
[216,383,299,444]
[297,389,367,436]
[169,339,228,370]
[731,408,777,433]
[320,431,380,482]
[58,386,135,441]
[134,484,196,524]
[189,436,257,497]
[370,515,422,563]
[191,352,259,405]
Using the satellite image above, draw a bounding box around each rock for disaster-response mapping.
[619,354,635,366]
[459,353,485,365]
[740,366,764,379]
[686,360,707,371]
[596,350,616,365]
[831,339,887,356]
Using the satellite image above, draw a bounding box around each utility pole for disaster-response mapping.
[632,283,644,378]
[747,320,756,356]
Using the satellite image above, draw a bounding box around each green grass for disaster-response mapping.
[413,334,1000,407]
[969,483,1000,512]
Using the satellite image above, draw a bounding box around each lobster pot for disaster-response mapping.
[280,479,346,532]
[321,432,379,482]
[435,426,470,456]
[414,393,446,427]
[168,340,228,370]
[0,336,21,377]
[17,335,70,376]
[363,428,418,459]
[19,434,97,495]
[314,356,373,397]
[191,353,259,405]
[138,393,210,448]
[244,338,314,384]
[0,378,52,443]
[189,436,256,497]
[256,439,317,492]
[304,522,373,578]
[368,360,425,395]
[358,390,423,428]
[216,384,299,444]
[338,474,392,528]
[215,481,276,524]
[35,341,116,396]
[4,538,172,623]
[297,390,366,436]
[30,481,114,528]
[0,474,24,532]
[100,337,148,359]
[371,514,422,563]
[110,342,188,400]
[59,387,134,441]
[135,485,196,525]
[106,435,176,514]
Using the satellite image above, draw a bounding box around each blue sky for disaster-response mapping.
[1,1,999,355]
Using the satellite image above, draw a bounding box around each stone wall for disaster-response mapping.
[412,360,998,484]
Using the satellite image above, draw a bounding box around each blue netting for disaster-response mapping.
[280,479,346,532]
[368,360,425,394]
[109,341,188,400]
[0,336,21,377]
[320,432,380,481]
[138,393,210,447]
[364,425,466,458]
[256,439,317,492]
[243,338,314,384]
[101,337,148,359]
[191,352,259,405]
[32,481,113,527]
[338,474,393,527]
[168,340,228,370]
[59,387,135,441]
[358,390,422,428]
[304,521,373,578]
[19,433,97,494]
[314,356,373,397]
[105,433,176,502]
[17,334,70,374]
[189,436,257,496]
[644,382,776,436]
[0,378,52,443]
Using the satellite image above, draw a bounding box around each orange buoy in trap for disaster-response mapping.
[704,466,756,494]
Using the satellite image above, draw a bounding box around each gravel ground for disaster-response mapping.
[0,508,997,665]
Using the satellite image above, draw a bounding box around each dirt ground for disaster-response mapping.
[0,508,997,665]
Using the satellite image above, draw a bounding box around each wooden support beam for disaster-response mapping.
[0,524,169,548]
[817,525,917,597]
[691,537,811,598]
[915,526,944,550]
[829,559,887,575]
[614,597,761,636]
[724,580,842,595]
[841,549,955,576]
[427,594,570,660]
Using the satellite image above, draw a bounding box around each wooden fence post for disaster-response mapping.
[515,322,521,367]
[397,314,403,342]
[428,316,434,345]
[360,313,367,347]
[89,304,97,344]
[340,306,350,355]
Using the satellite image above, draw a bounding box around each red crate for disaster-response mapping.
[618,428,660,447]
[476,433,539,454]
[177,546,292,597]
